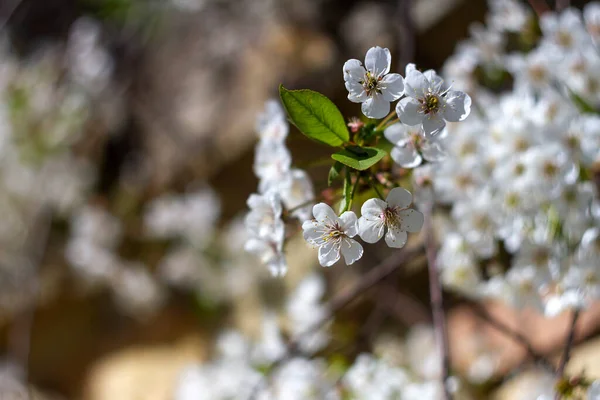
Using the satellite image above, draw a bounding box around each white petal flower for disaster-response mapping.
[358,187,424,248]
[302,203,363,267]
[384,123,446,168]
[396,68,471,137]
[343,46,405,119]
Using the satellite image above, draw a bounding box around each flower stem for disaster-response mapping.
[369,174,385,200]
[424,203,453,400]
[375,111,397,130]
[554,309,580,399]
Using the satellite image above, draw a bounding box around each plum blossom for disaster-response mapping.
[244,191,288,276]
[302,203,363,267]
[384,123,446,168]
[396,67,471,136]
[358,187,424,248]
[343,46,405,119]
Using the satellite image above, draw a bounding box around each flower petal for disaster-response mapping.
[404,69,430,99]
[362,94,390,119]
[339,211,359,237]
[391,145,423,168]
[405,63,417,76]
[340,238,364,265]
[385,227,408,248]
[358,217,385,243]
[422,114,446,136]
[302,219,325,245]
[346,80,368,103]
[364,46,391,77]
[383,123,410,144]
[424,69,445,93]
[318,240,340,267]
[380,73,405,102]
[421,141,446,162]
[312,203,338,224]
[398,208,424,232]
[386,187,413,208]
[443,90,472,122]
[396,97,424,126]
[343,59,366,82]
[360,198,387,219]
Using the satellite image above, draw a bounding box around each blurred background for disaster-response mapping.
[0,0,598,399]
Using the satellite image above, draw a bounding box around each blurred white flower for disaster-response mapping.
[384,123,446,168]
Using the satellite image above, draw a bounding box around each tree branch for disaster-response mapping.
[555,0,570,12]
[470,302,556,372]
[526,0,551,17]
[424,207,453,400]
[554,309,580,399]
[247,245,422,399]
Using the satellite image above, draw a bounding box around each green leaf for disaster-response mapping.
[331,146,387,171]
[569,89,598,114]
[328,162,344,186]
[279,85,349,146]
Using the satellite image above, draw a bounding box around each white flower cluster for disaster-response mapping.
[244,101,315,276]
[65,204,165,318]
[344,47,471,135]
[174,276,459,400]
[174,274,334,400]
[302,188,424,267]
[418,0,600,317]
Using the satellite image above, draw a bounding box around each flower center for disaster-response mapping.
[362,71,381,97]
[423,93,440,114]
[383,207,400,227]
[542,161,559,178]
[324,223,345,242]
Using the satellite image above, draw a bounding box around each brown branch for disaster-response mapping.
[470,303,556,372]
[424,207,453,400]
[397,0,415,71]
[8,207,53,380]
[555,0,570,11]
[247,245,422,399]
[526,0,551,17]
[554,309,580,399]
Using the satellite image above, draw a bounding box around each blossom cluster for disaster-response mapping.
[244,101,315,276]
[419,1,600,318]
[174,275,463,400]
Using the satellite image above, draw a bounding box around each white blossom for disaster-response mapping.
[357,187,424,248]
[302,203,363,267]
[384,123,446,168]
[396,67,471,136]
[343,46,405,119]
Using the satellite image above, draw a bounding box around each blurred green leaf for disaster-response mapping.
[569,90,598,114]
[331,146,386,171]
[328,161,344,186]
[279,85,349,147]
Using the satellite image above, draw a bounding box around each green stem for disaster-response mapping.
[369,175,385,200]
[375,111,397,130]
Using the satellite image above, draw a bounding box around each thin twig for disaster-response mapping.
[526,0,551,17]
[8,207,53,381]
[0,0,23,32]
[397,0,415,71]
[424,206,452,400]
[555,0,570,11]
[554,309,580,399]
[470,303,556,372]
[247,245,422,399]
